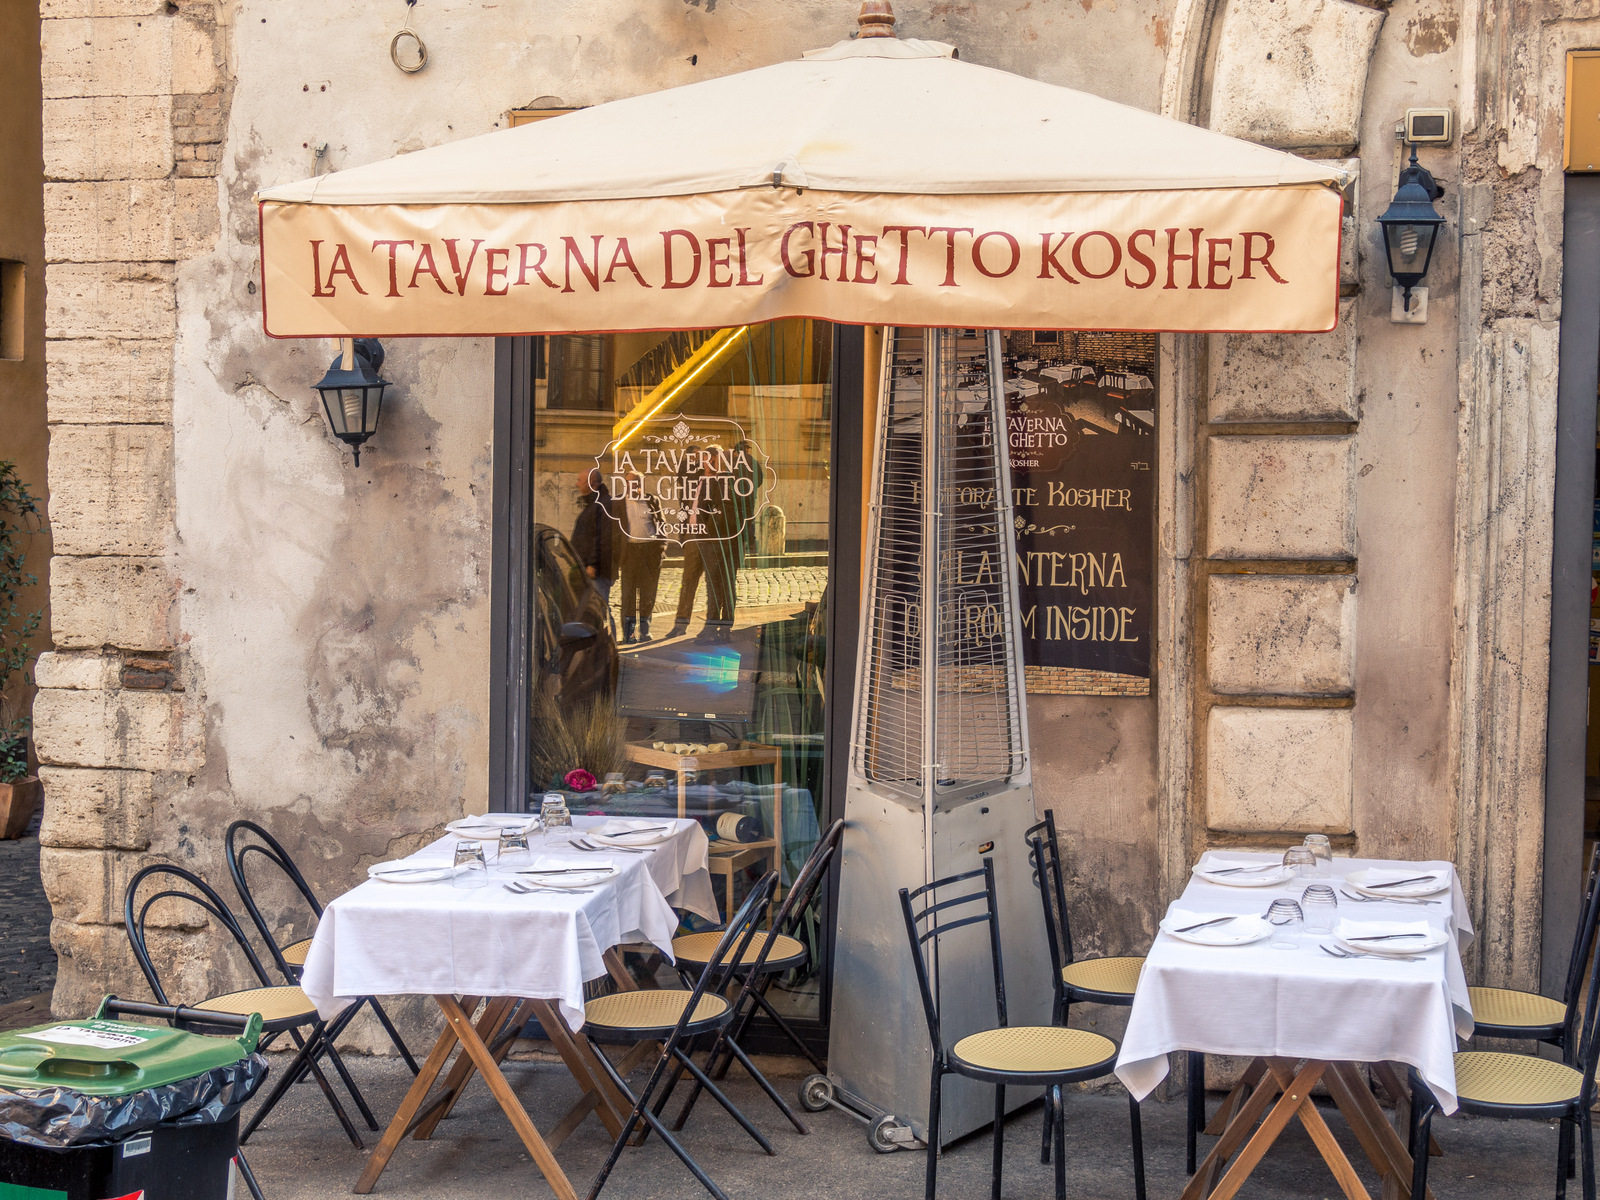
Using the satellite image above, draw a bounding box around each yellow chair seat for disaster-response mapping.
[671,930,805,969]
[585,990,729,1032]
[194,985,317,1024]
[1468,986,1565,1031]
[952,1026,1117,1076]
[280,937,313,967]
[1062,956,1144,997]
[1455,1051,1584,1108]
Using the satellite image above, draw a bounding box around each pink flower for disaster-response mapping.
[564,768,598,793]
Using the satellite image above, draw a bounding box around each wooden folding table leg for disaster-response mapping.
[1326,1062,1438,1200]
[411,997,517,1140]
[1257,1060,1369,1200]
[1206,1061,1350,1200]
[352,996,477,1195]
[527,997,631,1139]
[1181,1060,1286,1200]
[435,995,579,1200]
[1204,1058,1267,1136]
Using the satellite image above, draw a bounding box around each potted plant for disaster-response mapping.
[0,461,42,839]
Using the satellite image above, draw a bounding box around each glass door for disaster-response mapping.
[514,319,840,1030]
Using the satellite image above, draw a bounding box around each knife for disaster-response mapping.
[1347,932,1430,941]
[517,867,611,876]
[1175,916,1237,934]
[1365,876,1437,890]
[1206,864,1280,876]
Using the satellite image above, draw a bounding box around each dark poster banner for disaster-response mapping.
[1005,335,1155,679]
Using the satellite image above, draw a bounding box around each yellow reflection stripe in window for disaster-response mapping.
[611,325,752,448]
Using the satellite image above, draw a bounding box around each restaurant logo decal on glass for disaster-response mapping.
[596,414,774,548]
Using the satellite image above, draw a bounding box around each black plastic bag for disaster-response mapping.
[0,1053,267,1150]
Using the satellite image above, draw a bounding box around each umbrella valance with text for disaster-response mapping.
[258,38,1345,337]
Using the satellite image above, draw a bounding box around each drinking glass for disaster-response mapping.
[1282,847,1317,879]
[1265,898,1303,950]
[451,840,488,888]
[1302,834,1334,873]
[540,792,572,830]
[497,827,531,871]
[1300,883,1338,932]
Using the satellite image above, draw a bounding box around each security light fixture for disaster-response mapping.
[313,337,388,466]
[1376,147,1446,315]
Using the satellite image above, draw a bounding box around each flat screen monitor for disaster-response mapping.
[616,625,763,721]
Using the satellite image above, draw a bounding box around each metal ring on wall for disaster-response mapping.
[390,28,427,73]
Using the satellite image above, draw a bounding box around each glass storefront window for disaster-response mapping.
[527,318,834,1022]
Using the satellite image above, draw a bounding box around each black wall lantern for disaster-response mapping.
[1376,148,1447,314]
[313,337,388,465]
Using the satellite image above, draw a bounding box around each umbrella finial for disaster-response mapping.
[857,0,896,37]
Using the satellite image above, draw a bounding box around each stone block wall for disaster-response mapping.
[35,0,225,1017]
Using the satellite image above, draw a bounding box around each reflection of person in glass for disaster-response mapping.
[616,471,664,644]
[571,468,616,608]
[668,440,762,643]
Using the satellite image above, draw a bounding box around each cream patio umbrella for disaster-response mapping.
[256,16,1345,338]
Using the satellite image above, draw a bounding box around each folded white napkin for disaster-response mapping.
[1198,854,1278,872]
[1363,867,1443,886]
[456,815,535,831]
[368,858,454,877]
[530,854,614,871]
[1334,918,1432,940]
[1166,909,1235,929]
[594,818,676,836]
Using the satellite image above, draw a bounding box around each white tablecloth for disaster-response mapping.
[1114,854,1476,1113]
[300,816,716,1030]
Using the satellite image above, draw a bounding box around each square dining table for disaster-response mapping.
[1115,851,1475,1200]
[299,814,719,1200]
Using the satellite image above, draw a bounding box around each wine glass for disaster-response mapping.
[451,841,488,888]
[1300,883,1339,933]
[1265,898,1303,950]
[1302,834,1334,873]
[1282,847,1317,879]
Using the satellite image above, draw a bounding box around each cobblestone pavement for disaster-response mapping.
[0,804,56,1010]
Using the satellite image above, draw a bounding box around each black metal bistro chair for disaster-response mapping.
[1025,814,1175,1167]
[225,819,418,1073]
[1408,927,1600,1200]
[900,857,1146,1200]
[1469,842,1600,1060]
[668,817,847,1134]
[123,863,370,1149]
[582,872,780,1200]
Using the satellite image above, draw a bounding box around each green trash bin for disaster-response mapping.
[0,998,268,1200]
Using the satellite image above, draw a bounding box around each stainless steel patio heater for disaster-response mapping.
[808,328,1048,1151]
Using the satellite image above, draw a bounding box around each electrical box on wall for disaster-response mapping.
[1566,51,1600,172]
[1404,108,1452,145]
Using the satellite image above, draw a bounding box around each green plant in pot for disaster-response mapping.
[0,461,43,839]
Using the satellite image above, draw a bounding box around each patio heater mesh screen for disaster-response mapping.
[851,328,1026,798]
[831,327,1043,1147]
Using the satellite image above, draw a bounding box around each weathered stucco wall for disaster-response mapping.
[35,0,1180,1023]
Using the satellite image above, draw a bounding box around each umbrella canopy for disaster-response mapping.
[258,31,1345,337]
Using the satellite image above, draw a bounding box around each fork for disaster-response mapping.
[503,881,593,895]
[571,838,647,855]
[1322,943,1422,963]
[1339,888,1437,906]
